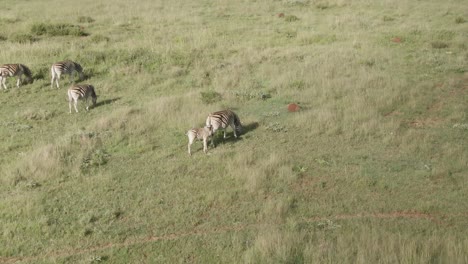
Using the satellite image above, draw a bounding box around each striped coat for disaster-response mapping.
[51,60,84,88]
[67,84,97,113]
[205,109,242,146]
[187,126,214,155]
[0,64,33,89]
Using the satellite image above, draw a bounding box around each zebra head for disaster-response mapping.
[90,85,97,106]
[235,124,243,135]
[205,125,214,136]
[21,65,33,84]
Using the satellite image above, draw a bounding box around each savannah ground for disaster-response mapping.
[0,0,467,263]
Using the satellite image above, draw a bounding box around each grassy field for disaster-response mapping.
[0,0,467,263]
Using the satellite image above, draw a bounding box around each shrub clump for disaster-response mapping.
[431,41,448,49]
[10,34,36,44]
[455,17,465,24]
[77,16,95,23]
[0,35,7,41]
[31,23,88,37]
[90,34,110,43]
[285,15,300,22]
[200,91,222,104]
[33,66,50,80]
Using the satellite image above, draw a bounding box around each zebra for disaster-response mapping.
[67,84,97,113]
[0,64,33,90]
[186,126,214,156]
[205,109,242,146]
[51,60,84,88]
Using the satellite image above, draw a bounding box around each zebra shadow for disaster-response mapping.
[95,97,121,108]
[212,122,259,145]
[242,122,259,134]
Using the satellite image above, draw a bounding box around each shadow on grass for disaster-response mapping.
[212,121,259,146]
[95,97,121,108]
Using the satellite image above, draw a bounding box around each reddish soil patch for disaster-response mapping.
[287,103,300,112]
[391,37,402,43]
[277,13,285,18]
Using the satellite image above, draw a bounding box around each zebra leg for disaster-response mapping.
[210,135,215,147]
[56,72,61,88]
[69,100,72,113]
[16,78,21,88]
[0,77,6,90]
[203,138,208,154]
[74,100,79,113]
[188,137,195,156]
[52,74,59,88]
[223,128,227,139]
[231,124,238,138]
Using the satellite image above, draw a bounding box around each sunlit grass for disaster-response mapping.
[0,0,467,263]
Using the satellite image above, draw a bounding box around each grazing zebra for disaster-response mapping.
[67,84,97,113]
[0,64,33,90]
[205,109,242,146]
[186,126,214,156]
[51,60,84,88]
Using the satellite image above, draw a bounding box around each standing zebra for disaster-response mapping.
[0,64,33,90]
[67,84,97,113]
[205,109,242,146]
[186,126,214,155]
[51,60,84,88]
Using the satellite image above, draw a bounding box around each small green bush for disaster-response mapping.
[11,34,36,44]
[90,34,110,43]
[285,15,299,22]
[33,67,49,80]
[200,91,222,104]
[0,35,7,41]
[290,80,306,90]
[77,16,95,23]
[455,17,465,24]
[431,41,448,49]
[31,23,88,37]
[383,16,395,22]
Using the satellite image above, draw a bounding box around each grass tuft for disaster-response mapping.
[431,41,449,49]
[31,23,88,37]
[10,33,36,44]
[77,16,95,23]
[455,17,465,24]
[285,15,300,22]
[90,34,110,43]
[200,90,222,104]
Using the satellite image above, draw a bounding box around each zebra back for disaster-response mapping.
[69,84,97,101]
[206,109,242,133]
[0,64,33,82]
[53,60,83,74]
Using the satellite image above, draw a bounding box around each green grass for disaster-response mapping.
[0,0,467,263]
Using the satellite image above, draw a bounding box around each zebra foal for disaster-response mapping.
[186,126,214,156]
[67,84,97,113]
[51,60,84,88]
[0,64,33,89]
[205,109,242,146]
